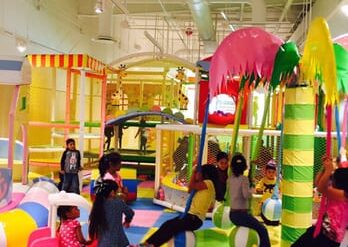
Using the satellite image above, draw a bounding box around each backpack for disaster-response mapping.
[64,150,79,173]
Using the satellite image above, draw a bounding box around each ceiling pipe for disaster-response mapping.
[251,0,266,22]
[187,0,216,53]
[93,0,116,43]
[110,0,129,15]
[144,31,164,54]
[186,0,266,53]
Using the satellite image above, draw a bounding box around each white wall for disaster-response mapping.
[0,0,105,59]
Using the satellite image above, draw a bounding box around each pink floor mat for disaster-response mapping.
[131,209,162,227]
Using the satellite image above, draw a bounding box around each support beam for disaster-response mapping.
[289,0,345,46]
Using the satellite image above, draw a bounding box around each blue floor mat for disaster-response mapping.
[153,211,180,227]
[129,198,164,210]
[125,226,150,244]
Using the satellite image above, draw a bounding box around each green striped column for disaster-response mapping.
[281,87,315,247]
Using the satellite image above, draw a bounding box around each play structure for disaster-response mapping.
[0,56,31,188]
[26,54,114,177]
[1,15,348,247]
[105,111,187,165]
[149,18,348,247]
[27,190,92,247]
[89,167,138,202]
[104,55,197,166]
[0,178,59,246]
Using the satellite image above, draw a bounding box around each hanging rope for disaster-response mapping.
[335,105,341,153]
[181,94,210,217]
[341,97,348,161]
[271,90,285,199]
[313,104,333,237]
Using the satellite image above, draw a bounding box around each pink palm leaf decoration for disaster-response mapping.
[209,27,283,96]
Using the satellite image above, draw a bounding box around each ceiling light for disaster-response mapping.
[16,38,27,53]
[95,0,104,14]
[220,11,228,21]
[341,4,348,17]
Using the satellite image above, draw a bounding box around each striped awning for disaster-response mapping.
[0,56,31,85]
[27,54,109,74]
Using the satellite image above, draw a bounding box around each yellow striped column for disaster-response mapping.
[281,87,315,247]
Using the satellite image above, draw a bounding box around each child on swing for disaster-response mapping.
[229,153,271,247]
[255,159,280,225]
[139,164,219,247]
[292,155,348,247]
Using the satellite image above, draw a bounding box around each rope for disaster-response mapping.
[313,104,332,237]
[181,93,210,217]
[341,97,348,161]
[272,91,285,199]
[335,105,341,153]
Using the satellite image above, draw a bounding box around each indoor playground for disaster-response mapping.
[1,1,348,247]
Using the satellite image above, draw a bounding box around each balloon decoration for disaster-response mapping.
[261,197,282,223]
[270,42,300,89]
[334,43,348,94]
[301,18,338,107]
[168,231,196,247]
[229,226,260,247]
[209,27,283,97]
[212,204,234,229]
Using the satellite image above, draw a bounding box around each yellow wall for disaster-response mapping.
[29,67,55,146]
[0,84,30,140]
[29,67,103,154]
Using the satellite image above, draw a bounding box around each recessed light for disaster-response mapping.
[341,4,348,17]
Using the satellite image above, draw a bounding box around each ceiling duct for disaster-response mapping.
[187,0,266,54]
[92,0,117,44]
[251,0,266,23]
[187,0,216,53]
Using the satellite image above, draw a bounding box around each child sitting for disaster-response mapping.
[229,153,271,247]
[140,164,219,247]
[255,160,278,225]
[98,152,128,201]
[57,206,92,247]
[292,156,348,247]
[89,179,134,247]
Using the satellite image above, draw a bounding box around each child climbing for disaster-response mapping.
[140,164,219,247]
[228,153,271,247]
[57,205,92,246]
[89,179,134,247]
[292,156,348,247]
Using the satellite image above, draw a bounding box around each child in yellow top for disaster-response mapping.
[255,161,277,202]
[255,160,280,225]
[140,164,218,247]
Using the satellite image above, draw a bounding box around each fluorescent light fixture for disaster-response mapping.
[220,11,228,20]
[229,24,235,31]
[95,0,104,14]
[341,4,348,17]
[16,38,27,53]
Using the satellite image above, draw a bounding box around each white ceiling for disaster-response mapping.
[75,0,348,65]
[78,0,317,42]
